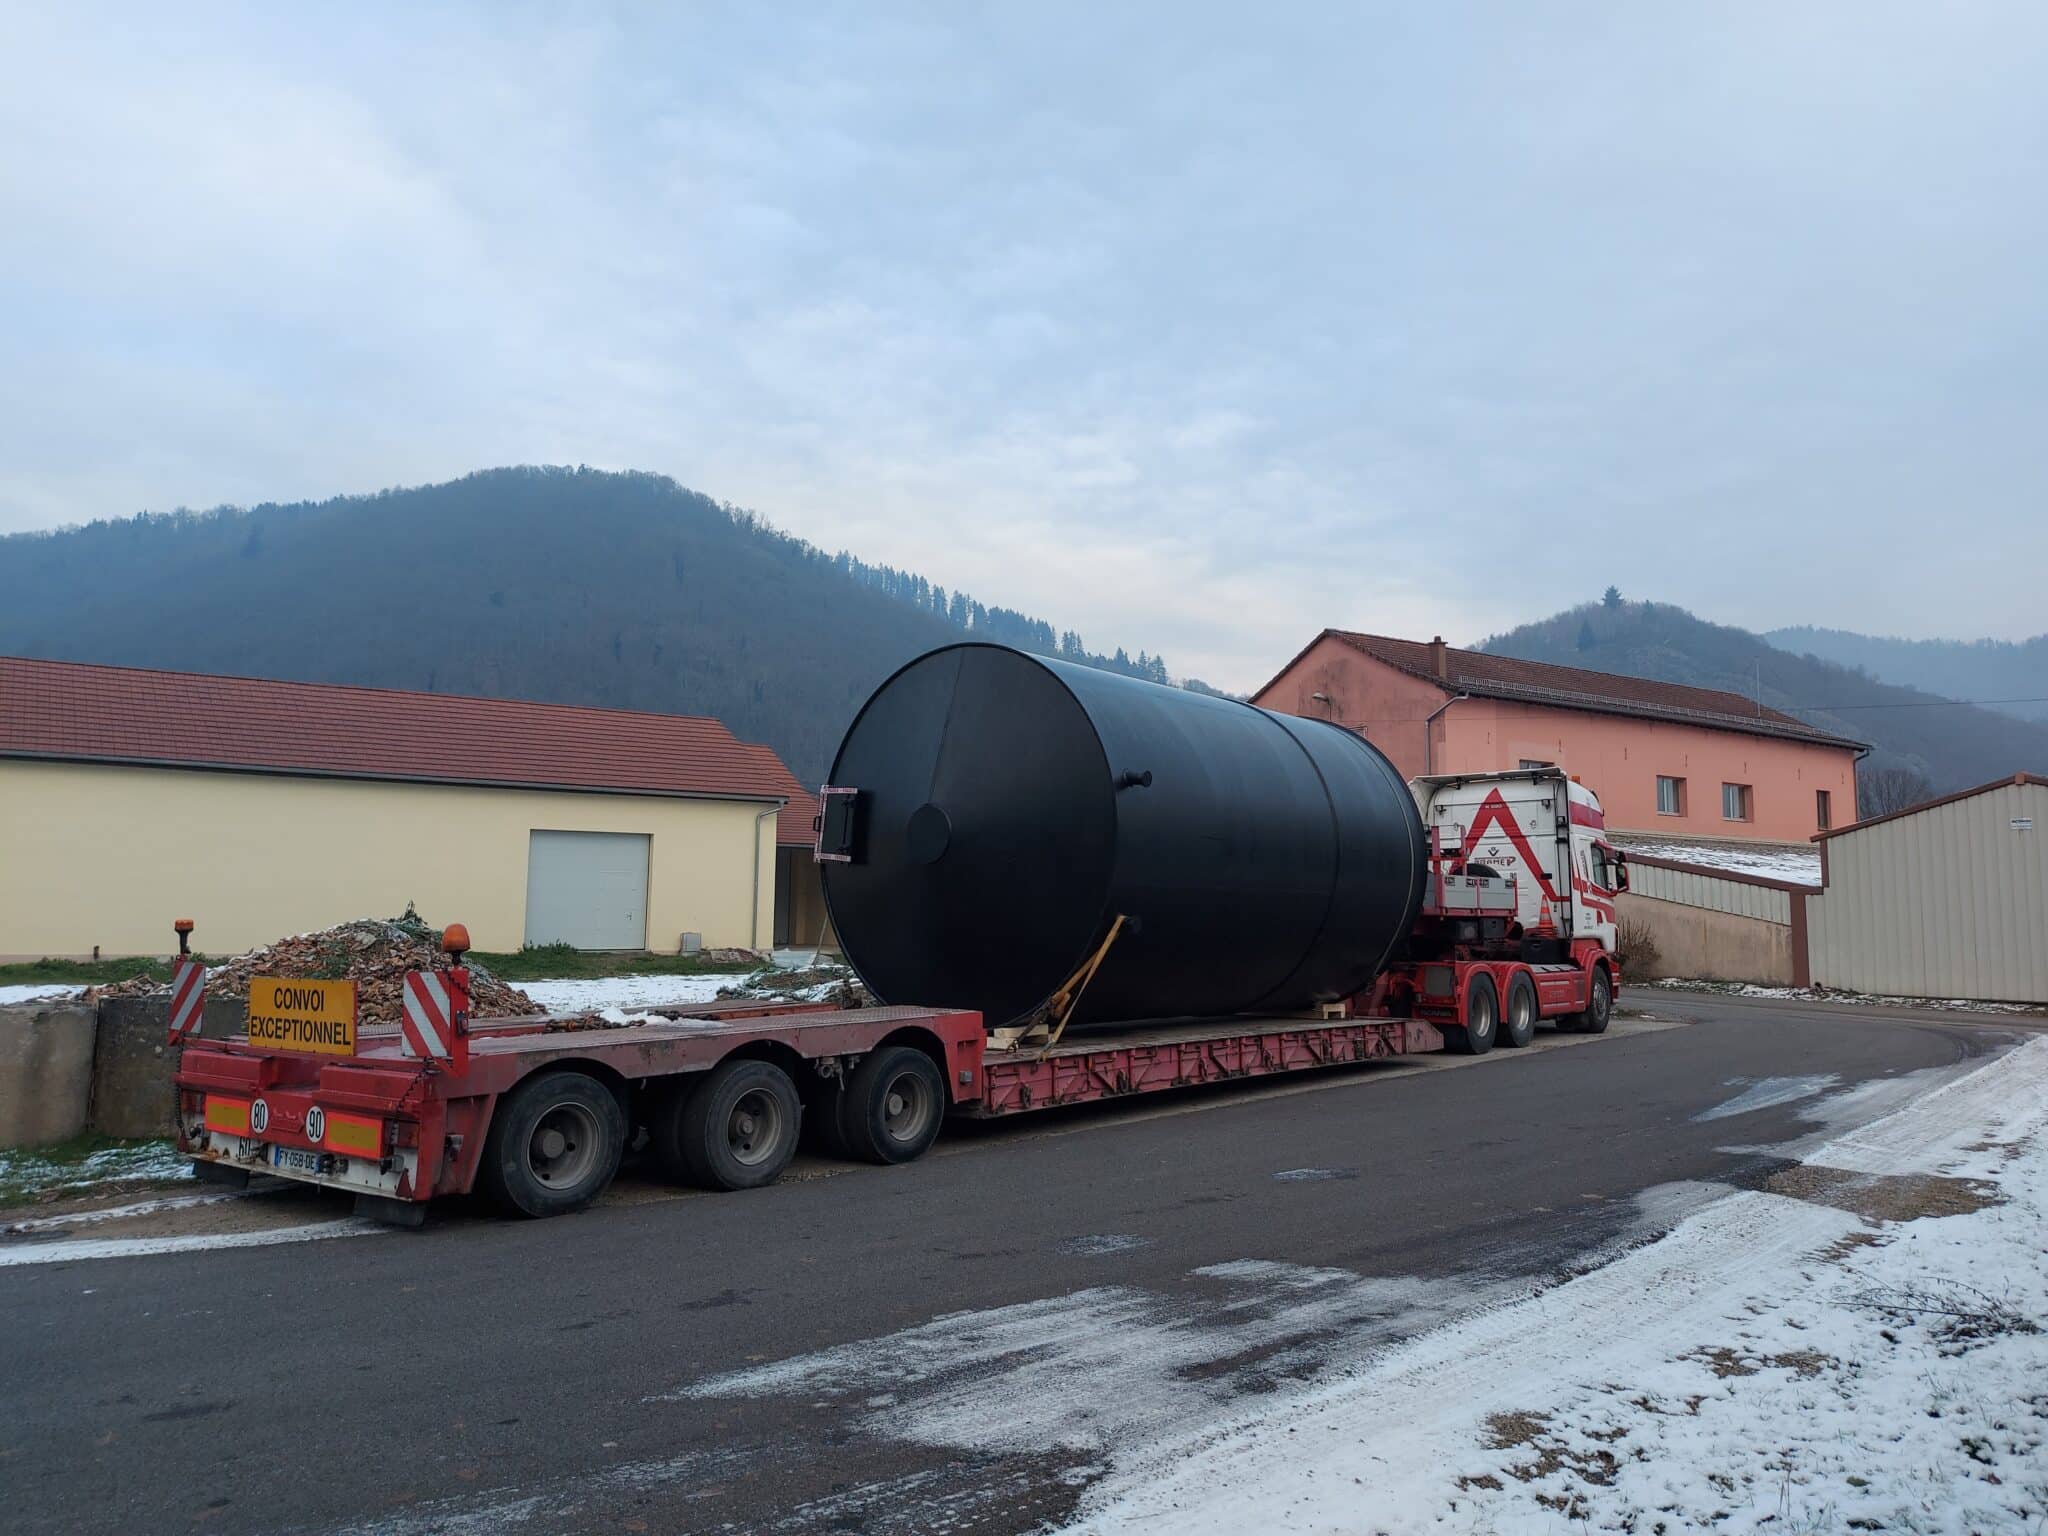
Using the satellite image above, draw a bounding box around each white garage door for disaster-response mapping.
[524,831,650,950]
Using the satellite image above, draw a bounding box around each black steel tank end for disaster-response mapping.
[819,643,1427,1029]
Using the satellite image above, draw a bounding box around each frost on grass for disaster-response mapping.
[1064,1039,2048,1535]
[1650,977,2044,1015]
[0,1139,192,1205]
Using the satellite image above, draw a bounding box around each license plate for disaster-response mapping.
[270,1146,324,1176]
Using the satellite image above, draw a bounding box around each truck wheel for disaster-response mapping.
[1569,969,1613,1035]
[840,1047,945,1164]
[660,1059,802,1191]
[1500,973,1538,1048]
[479,1070,625,1218]
[1447,975,1498,1055]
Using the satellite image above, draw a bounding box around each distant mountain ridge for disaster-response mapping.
[1765,626,2048,722]
[1481,599,2048,798]
[0,467,1185,786]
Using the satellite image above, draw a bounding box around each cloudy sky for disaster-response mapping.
[3,4,2044,689]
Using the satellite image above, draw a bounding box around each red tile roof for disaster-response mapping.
[1283,631,1863,748]
[0,655,813,815]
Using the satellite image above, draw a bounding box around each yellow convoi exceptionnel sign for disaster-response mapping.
[245,976,359,1056]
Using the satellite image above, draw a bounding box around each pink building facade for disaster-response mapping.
[1254,631,1862,845]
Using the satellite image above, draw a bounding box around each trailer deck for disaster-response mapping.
[173,990,1459,1221]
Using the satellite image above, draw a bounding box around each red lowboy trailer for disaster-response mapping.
[175,988,1458,1225]
[173,767,1622,1225]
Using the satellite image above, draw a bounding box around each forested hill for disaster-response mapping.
[1481,598,2048,797]
[0,467,1178,785]
[1765,626,2048,723]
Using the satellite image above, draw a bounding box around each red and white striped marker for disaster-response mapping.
[166,958,207,1045]
[401,967,470,1072]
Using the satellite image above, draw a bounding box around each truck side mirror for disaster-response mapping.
[1613,852,1629,892]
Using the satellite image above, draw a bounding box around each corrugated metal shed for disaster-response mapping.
[1806,775,2048,1002]
[1627,859,1793,924]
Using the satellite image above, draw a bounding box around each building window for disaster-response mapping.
[1519,759,1553,770]
[1816,789,1831,830]
[1722,782,1753,822]
[1656,775,1686,816]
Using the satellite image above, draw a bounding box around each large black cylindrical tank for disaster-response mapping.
[820,644,1427,1028]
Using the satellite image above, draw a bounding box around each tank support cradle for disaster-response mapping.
[988,914,1128,1052]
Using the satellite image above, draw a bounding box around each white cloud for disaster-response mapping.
[2,0,2046,680]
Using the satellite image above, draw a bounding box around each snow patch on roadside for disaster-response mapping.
[0,983,82,1006]
[519,975,734,1013]
[2,1191,244,1234]
[0,1139,192,1201]
[1691,1073,1841,1121]
[0,1217,384,1266]
[1650,977,2043,1014]
[1063,1036,2048,1534]
[680,1262,1501,1457]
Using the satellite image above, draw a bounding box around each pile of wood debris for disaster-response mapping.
[87,909,542,1027]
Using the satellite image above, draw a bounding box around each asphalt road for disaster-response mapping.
[1,996,2031,1536]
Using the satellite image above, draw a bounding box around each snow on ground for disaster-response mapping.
[520,965,856,1015]
[1651,977,2044,1015]
[517,974,737,1013]
[0,983,82,1006]
[1614,837,1822,885]
[0,1218,383,1267]
[0,1140,193,1203]
[1059,1036,2048,1534]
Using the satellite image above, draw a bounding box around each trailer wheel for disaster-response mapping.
[840,1047,945,1165]
[1447,974,1498,1055]
[1500,973,1538,1048]
[660,1059,802,1191]
[1568,968,1613,1035]
[480,1070,625,1218]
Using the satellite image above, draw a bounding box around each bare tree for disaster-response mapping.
[1858,764,1936,819]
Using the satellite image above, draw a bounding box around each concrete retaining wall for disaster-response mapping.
[0,1003,98,1146]
[89,995,246,1140]
[1617,892,1797,987]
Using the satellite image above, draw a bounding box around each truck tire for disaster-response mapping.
[1568,968,1613,1035]
[1500,973,1538,1048]
[1447,975,1498,1055]
[660,1059,802,1191]
[479,1069,625,1218]
[840,1046,945,1165]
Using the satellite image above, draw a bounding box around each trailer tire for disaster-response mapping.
[1501,973,1538,1048]
[661,1059,802,1191]
[479,1070,625,1218]
[1447,975,1498,1055]
[840,1047,945,1165]
[1568,968,1613,1035]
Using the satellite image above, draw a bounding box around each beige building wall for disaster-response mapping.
[1617,892,1796,986]
[0,759,780,959]
[1806,779,2047,1003]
